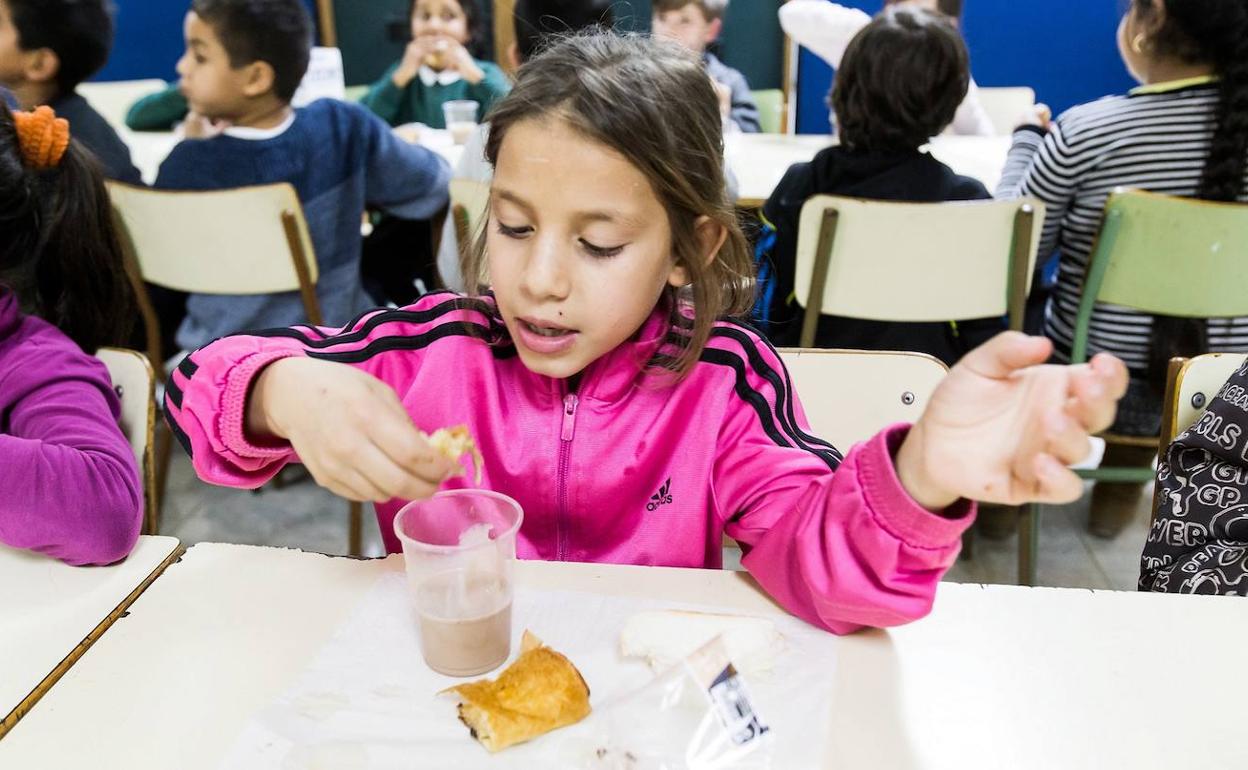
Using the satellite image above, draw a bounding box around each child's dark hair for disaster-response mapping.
[1133,0,1248,385]
[411,0,486,58]
[191,0,312,103]
[884,0,964,20]
[465,32,754,378]
[0,102,134,352]
[513,0,615,61]
[832,7,968,153]
[653,0,728,21]
[6,0,115,97]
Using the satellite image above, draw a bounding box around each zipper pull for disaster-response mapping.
[561,394,579,441]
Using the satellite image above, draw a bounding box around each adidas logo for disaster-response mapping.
[646,478,674,512]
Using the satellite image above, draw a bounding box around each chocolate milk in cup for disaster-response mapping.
[394,490,523,676]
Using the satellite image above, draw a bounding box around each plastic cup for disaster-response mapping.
[442,99,479,145]
[394,490,523,676]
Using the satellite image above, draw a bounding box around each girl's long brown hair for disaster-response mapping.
[461,32,755,378]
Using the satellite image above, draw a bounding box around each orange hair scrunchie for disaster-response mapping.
[13,105,71,170]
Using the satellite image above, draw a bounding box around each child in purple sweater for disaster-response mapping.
[0,101,142,565]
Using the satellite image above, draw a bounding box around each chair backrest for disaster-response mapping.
[95,348,158,534]
[450,177,491,256]
[107,181,319,297]
[778,348,947,448]
[751,89,785,134]
[794,196,1043,338]
[1070,189,1248,363]
[78,79,169,131]
[975,86,1036,135]
[1160,353,1248,446]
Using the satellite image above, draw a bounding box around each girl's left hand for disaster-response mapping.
[894,332,1129,511]
[443,39,485,84]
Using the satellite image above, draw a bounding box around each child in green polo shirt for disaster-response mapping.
[360,0,510,129]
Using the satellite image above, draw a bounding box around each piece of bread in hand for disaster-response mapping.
[619,610,784,676]
[419,425,483,484]
[442,631,591,753]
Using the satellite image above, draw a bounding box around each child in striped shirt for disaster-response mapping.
[997,0,1248,537]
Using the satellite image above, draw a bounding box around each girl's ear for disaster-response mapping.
[242,61,277,99]
[667,215,728,288]
[21,47,60,85]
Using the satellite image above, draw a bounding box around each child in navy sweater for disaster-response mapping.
[154,0,449,352]
[0,0,141,182]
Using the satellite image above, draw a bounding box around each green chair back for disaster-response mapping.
[751,89,784,134]
[1071,189,1248,363]
[1020,189,1248,587]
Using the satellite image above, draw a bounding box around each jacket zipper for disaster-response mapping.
[556,393,579,561]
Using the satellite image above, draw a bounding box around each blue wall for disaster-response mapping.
[100,0,1138,132]
[96,0,319,83]
[796,0,1138,134]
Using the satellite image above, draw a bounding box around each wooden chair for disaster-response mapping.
[77,79,168,131]
[779,348,947,446]
[105,181,365,556]
[1155,354,1248,519]
[793,195,1043,347]
[722,348,948,568]
[1018,189,1248,584]
[450,177,491,260]
[96,348,159,535]
[751,89,785,134]
[975,86,1036,136]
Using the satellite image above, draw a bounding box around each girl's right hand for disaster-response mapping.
[247,357,456,503]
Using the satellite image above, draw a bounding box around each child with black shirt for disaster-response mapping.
[759,6,999,363]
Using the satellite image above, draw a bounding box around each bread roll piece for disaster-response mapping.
[420,425,483,484]
[619,610,784,676]
[442,631,591,753]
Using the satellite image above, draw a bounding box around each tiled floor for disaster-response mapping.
[160,451,1153,590]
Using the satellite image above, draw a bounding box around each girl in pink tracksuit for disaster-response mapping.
[167,34,1127,634]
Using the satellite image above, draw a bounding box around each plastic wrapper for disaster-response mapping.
[557,636,774,770]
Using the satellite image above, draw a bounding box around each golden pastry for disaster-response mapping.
[425,39,450,70]
[420,425,483,484]
[441,631,591,753]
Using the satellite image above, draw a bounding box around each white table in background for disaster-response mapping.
[0,535,182,737]
[1,541,1245,768]
[124,125,465,186]
[727,132,1013,208]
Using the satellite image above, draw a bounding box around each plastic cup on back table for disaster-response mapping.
[442,99,479,145]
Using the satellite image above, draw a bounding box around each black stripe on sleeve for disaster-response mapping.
[305,321,516,364]
[244,296,502,350]
[711,323,841,457]
[164,408,194,459]
[699,348,841,470]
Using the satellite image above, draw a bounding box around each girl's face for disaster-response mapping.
[411,0,471,45]
[487,116,689,381]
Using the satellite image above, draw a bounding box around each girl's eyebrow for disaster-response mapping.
[492,188,643,228]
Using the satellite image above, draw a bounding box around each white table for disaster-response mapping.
[726,132,1013,207]
[0,535,181,737]
[1,542,1245,768]
[124,126,466,185]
